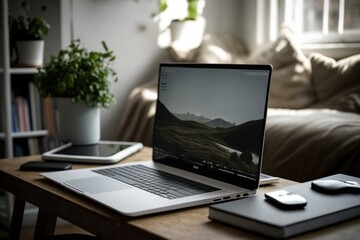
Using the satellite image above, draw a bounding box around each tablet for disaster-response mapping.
[259,173,279,185]
[42,141,144,164]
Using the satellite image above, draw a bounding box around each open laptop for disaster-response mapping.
[41,63,272,217]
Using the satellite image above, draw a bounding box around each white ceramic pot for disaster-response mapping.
[15,40,44,67]
[169,17,206,61]
[170,17,206,50]
[56,98,100,145]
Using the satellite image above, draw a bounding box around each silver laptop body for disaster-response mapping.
[42,63,272,217]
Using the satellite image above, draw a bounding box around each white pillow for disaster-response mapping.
[243,28,316,109]
[195,33,248,63]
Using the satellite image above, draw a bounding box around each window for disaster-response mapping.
[284,0,360,44]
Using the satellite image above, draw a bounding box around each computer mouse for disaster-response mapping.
[264,190,307,210]
[311,180,360,194]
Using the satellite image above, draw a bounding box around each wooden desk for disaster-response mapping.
[0,147,359,239]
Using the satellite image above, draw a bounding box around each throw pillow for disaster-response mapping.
[242,28,316,109]
[309,53,360,101]
[245,28,305,68]
[310,85,360,114]
[310,53,360,113]
[195,33,249,63]
[335,89,360,113]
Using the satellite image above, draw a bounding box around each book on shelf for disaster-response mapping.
[16,97,31,132]
[27,138,40,155]
[8,76,49,156]
[209,174,360,239]
[13,137,45,156]
[29,82,43,131]
[11,99,20,132]
[11,78,31,132]
[43,97,58,149]
[11,81,46,133]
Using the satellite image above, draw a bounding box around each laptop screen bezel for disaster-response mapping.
[152,63,272,190]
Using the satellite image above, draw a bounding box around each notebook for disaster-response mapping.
[41,63,272,217]
[209,174,360,239]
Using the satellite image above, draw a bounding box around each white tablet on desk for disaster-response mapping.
[42,141,144,164]
[260,173,279,185]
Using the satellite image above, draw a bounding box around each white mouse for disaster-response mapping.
[265,190,307,210]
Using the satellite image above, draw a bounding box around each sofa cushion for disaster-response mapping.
[310,53,360,100]
[263,108,360,182]
[242,28,316,109]
[195,33,248,63]
[310,53,360,113]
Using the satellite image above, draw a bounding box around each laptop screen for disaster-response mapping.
[153,63,272,190]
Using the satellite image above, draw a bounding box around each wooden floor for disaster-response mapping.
[0,223,92,239]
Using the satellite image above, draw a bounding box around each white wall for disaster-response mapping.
[61,0,253,140]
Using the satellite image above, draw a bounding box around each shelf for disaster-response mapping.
[12,130,48,138]
[10,67,38,74]
[0,130,48,139]
[0,67,39,74]
[1,0,52,228]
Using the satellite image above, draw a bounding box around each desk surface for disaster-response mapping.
[0,147,359,239]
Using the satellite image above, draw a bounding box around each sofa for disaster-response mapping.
[118,28,360,182]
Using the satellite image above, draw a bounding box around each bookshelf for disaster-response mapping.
[0,0,55,227]
[0,68,49,158]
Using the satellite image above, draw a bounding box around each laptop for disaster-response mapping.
[41,63,272,217]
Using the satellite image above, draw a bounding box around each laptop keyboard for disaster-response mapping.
[93,165,219,199]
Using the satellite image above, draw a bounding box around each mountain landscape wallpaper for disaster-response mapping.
[153,66,270,179]
[153,101,264,179]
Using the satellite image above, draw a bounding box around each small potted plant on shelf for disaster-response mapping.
[156,0,206,60]
[9,0,50,67]
[34,39,118,145]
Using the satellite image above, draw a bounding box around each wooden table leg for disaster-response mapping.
[33,208,57,239]
[9,196,26,239]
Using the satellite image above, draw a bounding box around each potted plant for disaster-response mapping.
[156,0,206,60]
[34,39,118,145]
[9,0,50,67]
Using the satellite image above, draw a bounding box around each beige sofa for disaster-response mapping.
[119,29,360,182]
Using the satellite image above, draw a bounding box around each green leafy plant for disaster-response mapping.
[34,39,118,108]
[157,0,205,21]
[186,0,202,20]
[9,0,50,41]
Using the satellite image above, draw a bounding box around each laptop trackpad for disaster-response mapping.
[65,176,131,194]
